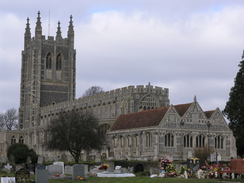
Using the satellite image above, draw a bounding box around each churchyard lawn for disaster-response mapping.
[48,177,244,183]
[1,172,244,182]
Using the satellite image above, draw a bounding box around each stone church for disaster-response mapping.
[0,12,237,163]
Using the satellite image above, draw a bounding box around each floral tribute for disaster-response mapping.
[159,157,177,177]
[77,176,86,181]
[98,164,109,170]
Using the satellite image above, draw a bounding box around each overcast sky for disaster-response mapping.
[0,0,244,114]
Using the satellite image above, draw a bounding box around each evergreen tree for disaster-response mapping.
[223,52,244,157]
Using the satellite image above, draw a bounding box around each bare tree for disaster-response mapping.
[82,86,104,97]
[0,108,18,130]
[45,110,102,163]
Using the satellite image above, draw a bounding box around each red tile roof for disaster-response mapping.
[174,103,192,116]
[110,102,215,131]
[204,110,215,118]
[110,106,170,131]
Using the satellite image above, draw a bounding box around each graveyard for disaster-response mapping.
[1,158,244,182]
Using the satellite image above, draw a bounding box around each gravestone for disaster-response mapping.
[65,165,72,175]
[72,164,88,181]
[106,161,114,172]
[95,152,101,162]
[36,164,46,169]
[27,164,35,173]
[15,168,31,183]
[53,161,64,174]
[37,156,44,164]
[4,163,12,173]
[47,164,62,176]
[35,168,49,183]
[1,177,15,183]
[150,167,160,175]
[26,156,32,164]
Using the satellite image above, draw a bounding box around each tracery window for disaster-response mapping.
[196,134,205,148]
[56,53,62,70]
[11,136,16,145]
[215,135,223,149]
[165,133,174,147]
[145,132,152,147]
[46,52,52,69]
[19,136,24,143]
[139,95,158,110]
[184,134,193,147]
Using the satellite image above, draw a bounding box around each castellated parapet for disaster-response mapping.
[39,83,169,127]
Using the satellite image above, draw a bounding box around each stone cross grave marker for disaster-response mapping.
[4,163,12,173]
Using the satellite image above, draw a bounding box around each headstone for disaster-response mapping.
[106,161,114,172]
[53,161,64,174]
[64,165,72,175]
[114,166,122,173]
[15,168,31,183]
[36,164,46,169]
[4,163,12,173]
[150,167,159,175]
[95,152,101,162]
[15,165,23,171]
[184,170,188,179]
[35,168,49,183]
[60,154,67,162]
[47,164,63,176]
[72,164,88,181]
[9,154,15,164]
[1,177,15,183]
[26,156,32,164]
[37,156,44,164]
[27,164,35,173]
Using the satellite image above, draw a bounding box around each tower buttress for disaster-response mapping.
[67,15,74,48]
[24,17,31,48]
[56,21,62,41]
[35,11,42,41]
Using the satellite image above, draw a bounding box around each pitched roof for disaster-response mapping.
[174,103,192,116]
[110,106,170,131]
[204,110,215,118]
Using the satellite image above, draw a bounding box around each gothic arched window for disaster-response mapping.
[184,134,193,147]
[215,135,224,149]
[11,136,16,145]
[56,53,62,70]
[145,132,152,147]
[19,136,24,143]
[165,133,174,147]
[46,52,52,69]
[196,134,205,148]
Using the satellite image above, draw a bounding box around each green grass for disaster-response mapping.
[48,177,244,183]
[1,172,244,183]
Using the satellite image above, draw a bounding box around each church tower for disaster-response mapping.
[18,12,76,129]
